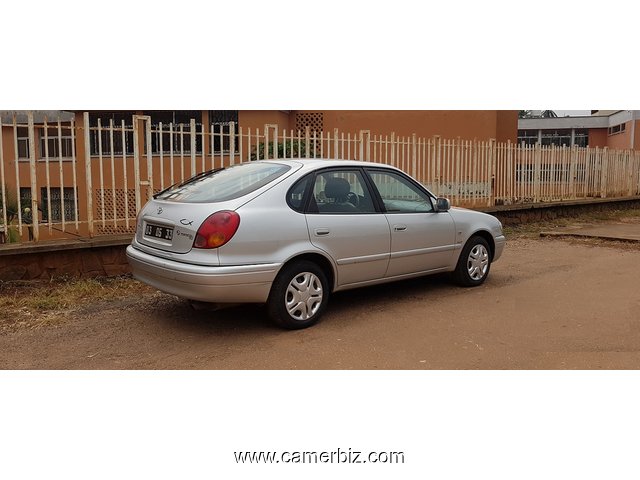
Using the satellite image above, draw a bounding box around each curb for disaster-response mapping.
[539,231,640,243]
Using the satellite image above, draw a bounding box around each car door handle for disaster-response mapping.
[314,228,330,236]
[393,225,407,232]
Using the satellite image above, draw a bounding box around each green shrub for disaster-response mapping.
[250,140,316,160]
[1,185,22,243]
[0,185,19,222]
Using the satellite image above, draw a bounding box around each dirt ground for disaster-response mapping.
[2,235,640,369]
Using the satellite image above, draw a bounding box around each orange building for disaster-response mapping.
[238,110,518,143]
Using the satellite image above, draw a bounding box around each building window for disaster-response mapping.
[17,187,77,222]
[89,112,136,156]
[518,128,589,147]
[517,129,539,147]
[147,111,202,125]
[88,111,239,156]
[19,188,32,214]
[41,187,77,222]
[541,129,572,147]
[39,127,73,159]
[608,123,626,136]
[146,111,204,155]
[209,110,239,153]
[574,129,588,147]
[17,127,30,159]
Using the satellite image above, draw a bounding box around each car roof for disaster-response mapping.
[256,158,401,172]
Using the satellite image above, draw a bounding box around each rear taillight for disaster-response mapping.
[193,211,240,249]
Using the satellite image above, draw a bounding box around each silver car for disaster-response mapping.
[126,159,505,329]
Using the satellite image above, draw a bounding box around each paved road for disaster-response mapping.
[2,237,640,369]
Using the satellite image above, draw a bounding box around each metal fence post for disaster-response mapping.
[132,115,142,213]
[435,135,441,197]
[533,142,542,202]
[489,138,496,207]
[569,145,577,199]
[26,112,39,242]
[190,118,196,176]
[263,124,269,160]
[238,125,243,163]
[230,122,236,164]
[506,139,513,203]
[147,119,154,199]
[83,112,94,237]
[411,133,417,178]
[390,132,396,167]
[601,147,608,198]
[0,117,7,234]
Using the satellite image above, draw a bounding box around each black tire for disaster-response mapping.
[267,260,330,329]
[453,236,492,287]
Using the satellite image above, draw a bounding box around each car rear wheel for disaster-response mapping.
[267,260,330,329]
[453,236,491,287]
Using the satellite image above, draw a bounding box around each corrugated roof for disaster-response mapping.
[0,110,75,124]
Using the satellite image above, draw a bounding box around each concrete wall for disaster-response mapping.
[0,242,130,281]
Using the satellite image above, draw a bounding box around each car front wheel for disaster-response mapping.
[453,236,492,287]
[267,260,330,329]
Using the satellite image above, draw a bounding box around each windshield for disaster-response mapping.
[155,162,291,203]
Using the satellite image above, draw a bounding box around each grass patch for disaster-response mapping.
[503,208,640,239]
[0,275,155,332]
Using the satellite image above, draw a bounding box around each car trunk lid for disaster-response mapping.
[136,199,242,254]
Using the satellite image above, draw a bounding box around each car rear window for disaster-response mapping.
[155,162,291,203]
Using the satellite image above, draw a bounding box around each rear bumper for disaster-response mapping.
[126,245,280,303]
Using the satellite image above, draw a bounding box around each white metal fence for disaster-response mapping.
[1,112,640,244]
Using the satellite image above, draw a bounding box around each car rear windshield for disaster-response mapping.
[155,162,291,203]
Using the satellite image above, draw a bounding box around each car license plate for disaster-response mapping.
[144,223,173,241]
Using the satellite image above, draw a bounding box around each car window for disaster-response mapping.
[366,170,434,213]
[287,174,312,213]
[155,162,291,203]
[310,170,376,214]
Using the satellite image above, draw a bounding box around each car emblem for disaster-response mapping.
[180,219,193,226]
[157,207,163,215]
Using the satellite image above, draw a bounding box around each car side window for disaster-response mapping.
[310,170,376,214]
[287,174,313,213]
[366,170,434,213]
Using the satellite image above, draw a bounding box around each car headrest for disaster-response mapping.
[324,177,350,200]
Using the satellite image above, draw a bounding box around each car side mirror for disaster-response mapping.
[435,197,450,212]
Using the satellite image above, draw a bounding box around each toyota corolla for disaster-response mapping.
[126,159,505,329]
